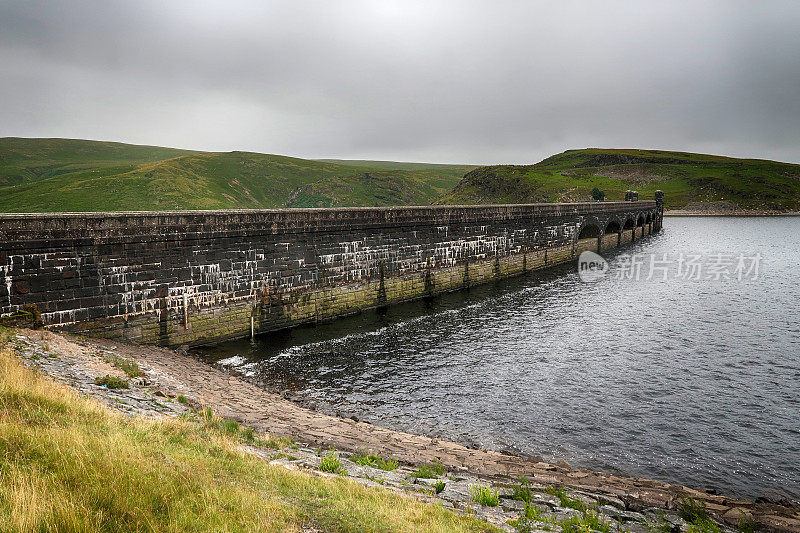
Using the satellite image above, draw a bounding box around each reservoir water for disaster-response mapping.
[197,217,800,500]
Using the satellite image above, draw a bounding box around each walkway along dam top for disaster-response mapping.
[0,195,663,346]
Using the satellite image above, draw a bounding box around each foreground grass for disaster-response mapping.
[0,330,494,532]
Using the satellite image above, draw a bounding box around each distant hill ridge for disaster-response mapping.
[438,148,800,211]
[1,139,797,212]
[0,138,470,212]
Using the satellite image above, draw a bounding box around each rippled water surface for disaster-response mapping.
[197,217,800,500]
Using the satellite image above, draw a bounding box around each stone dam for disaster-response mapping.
[0,194,663,346]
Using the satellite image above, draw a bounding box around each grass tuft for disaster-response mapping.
[350,450,399,471]
[511,482,533,503]
[102,354,143,378]
[559,510,611,533]
[645,510,673,533]
[470,485,500,507]
[433,480,446,494]
[94,375,128,389]
[523,503,551,522]
[545,485,586,512]
[678,497,722,533]
[412,460,445,479]
[738,516,758,533]
[679,497,708,523]
[320,450,346,475]
[688,520,722,533]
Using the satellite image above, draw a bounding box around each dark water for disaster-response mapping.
[197,217,800,500]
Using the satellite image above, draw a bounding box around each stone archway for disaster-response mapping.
[605,220,621,234]
[578,223,602,239]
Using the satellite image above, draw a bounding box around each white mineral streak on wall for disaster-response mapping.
[1,252,86,324]
[317,229,523,283]
[35,255,90,325]
[1,254,15,309]
[4,277,12,309]
[46,309,77,325]
[88,246,279,324]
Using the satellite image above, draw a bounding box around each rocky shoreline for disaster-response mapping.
[7,328,800,532]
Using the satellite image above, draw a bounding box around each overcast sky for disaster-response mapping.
[1,1,799,165]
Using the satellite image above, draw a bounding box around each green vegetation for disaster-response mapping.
[438,148,800,211]
[510,478,533,503]
[559,510,611,533]
[198,407,287,448]
[0,305,43,329]
[0,138,465,212]
[679,497,722,533]
[591,187,605,201]
[738,516,758,533]
[0,137,196,187]
[433,480,446,494]
[412,460,446,479]
[546,485,586,512]
[687,520,721,533]
[510,500,613,533]
[177,394,189,405]
[0,330,495,532]
[510,486,619,532]
[350,451,399,471]
[470,485,500,507]
[646,512,673,533]
[679,497,708,522]
[320,450,346,475]
[522,503,548,522]
[93,375,129,389]
[102,354,143,378]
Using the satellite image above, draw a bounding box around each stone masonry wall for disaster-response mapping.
[0,200,660,346]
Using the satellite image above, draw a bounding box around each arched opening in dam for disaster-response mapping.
[636,214,645,226]
[578,223,601,239]
[623,217,634,230]
[604,220,621,234]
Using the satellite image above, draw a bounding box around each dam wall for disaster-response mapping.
[0,197,662,346]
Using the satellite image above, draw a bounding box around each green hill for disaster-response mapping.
[0,138,465,212]
[438,148,800,211]
[0,137,198,187]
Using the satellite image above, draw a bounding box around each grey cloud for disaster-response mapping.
[1,0,799,164]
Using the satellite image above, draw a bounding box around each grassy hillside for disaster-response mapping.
[0,139,464,212]
[438,148,800,211]
[0,137,198,187]
[0,328,493,532]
